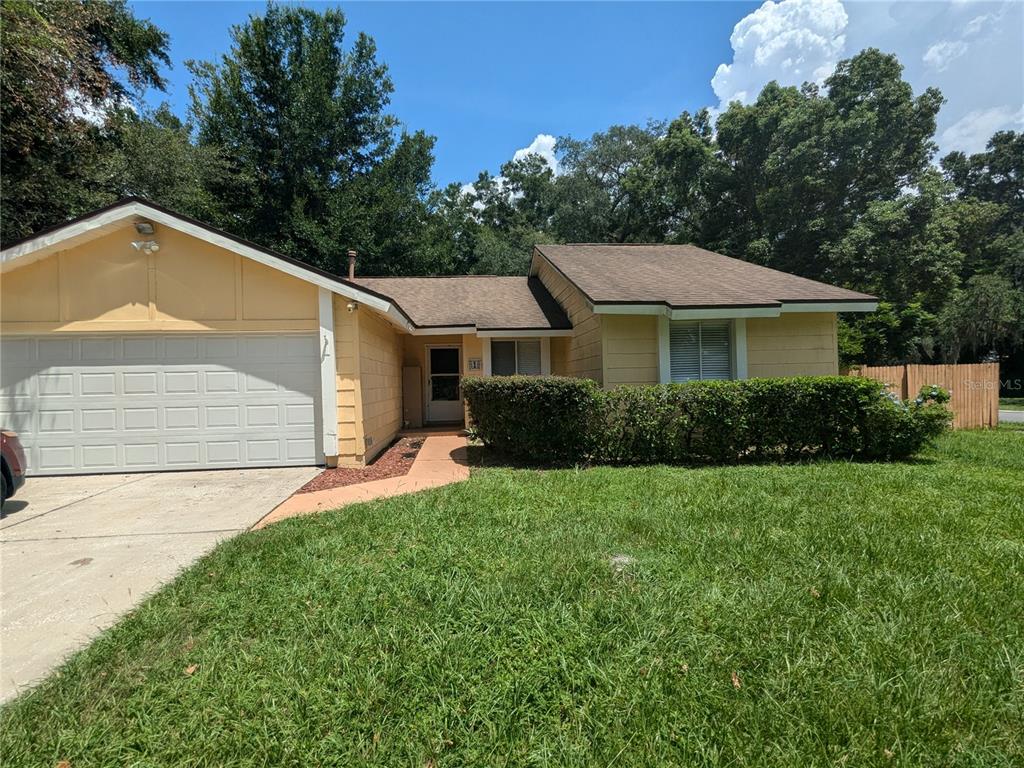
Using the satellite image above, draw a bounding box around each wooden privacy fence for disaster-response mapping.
[849,363,1000,429]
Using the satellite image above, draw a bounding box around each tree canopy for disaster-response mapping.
[1,3,1020,369]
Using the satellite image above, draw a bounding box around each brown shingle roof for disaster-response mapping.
[534,244,875,308]
[354,276,571,331]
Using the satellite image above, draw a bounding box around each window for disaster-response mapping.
[669,321,732,381]
[491,340,542,376]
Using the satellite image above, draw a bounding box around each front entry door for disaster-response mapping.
[426,346,463,423]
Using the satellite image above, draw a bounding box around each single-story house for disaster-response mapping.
[0,198,877,475]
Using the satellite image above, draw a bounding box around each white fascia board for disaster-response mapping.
[593,304,783,320]
[410,325,474,336]
[780,301,878,313]
[592,304,668,316]
[1,203,144,271]
[476,329,574,338]
[669,306,780,320]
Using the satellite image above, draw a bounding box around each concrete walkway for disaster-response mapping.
[999,409,1024,423]
[254,434,470,528]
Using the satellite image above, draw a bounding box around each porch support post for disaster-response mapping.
[657,315,671,384]
[318,287,338,462]
[482,337,492,376]
[733,318,748,380]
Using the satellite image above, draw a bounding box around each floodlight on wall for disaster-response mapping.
[131,240,160,254]
[134,221,155,235]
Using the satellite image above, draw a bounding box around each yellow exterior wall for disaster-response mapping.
[746,313,839,378]
[334,297,361,465]
[602,315,660,387]
[358,307,403,461]
[535,259,602,384]
[1,224,317,333]
[550,337,570,376]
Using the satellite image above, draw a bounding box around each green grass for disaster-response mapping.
[3,431,1022,767]
[999,397,1024,411]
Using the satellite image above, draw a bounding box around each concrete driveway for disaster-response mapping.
[0,466,318,703]
[1000,409,1024,423]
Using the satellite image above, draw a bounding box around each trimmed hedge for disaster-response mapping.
[463,376,951,466]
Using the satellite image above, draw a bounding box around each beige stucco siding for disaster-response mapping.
[1,224,317,332]
[535,259,602,384]
[602,315,660,387]
[746,313,838,378]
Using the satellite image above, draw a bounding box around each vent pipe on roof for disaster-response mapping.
[347,249,357,281]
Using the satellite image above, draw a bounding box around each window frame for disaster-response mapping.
[484,337,551,377]
[658,317,746,383]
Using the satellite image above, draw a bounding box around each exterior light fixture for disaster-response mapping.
[131,240,160,254]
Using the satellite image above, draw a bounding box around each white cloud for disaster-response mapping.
[460,133,559,200]
[707,0,1023,158]
[941,105,1024,154]
[963,12,998,36]
[711,0,848,111]
[923,40,968,72]
[512,133,559,174]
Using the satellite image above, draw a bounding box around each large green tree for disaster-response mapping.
[188,3,436,274]
[0,0,170,243]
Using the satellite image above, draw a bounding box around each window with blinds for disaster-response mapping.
[669,321,732,381]
[491,340,542,376]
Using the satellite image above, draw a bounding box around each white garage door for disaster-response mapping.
[0,334,322,475]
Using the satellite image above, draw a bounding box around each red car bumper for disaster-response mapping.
[1,430,27,498]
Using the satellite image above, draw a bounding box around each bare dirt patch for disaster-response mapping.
[296,437,424,494]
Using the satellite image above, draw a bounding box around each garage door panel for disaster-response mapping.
[37,409,74,434]
[286,438,317,461]
[81,338,118,360]
[123,337,158,359]
[164,337,198,359]
[205,370,239,394]
[0,334,320,475]
[206,405,241,428]
[165,407,200,429]
[208,441,241,463]
[38,373,73,397]
[81,409,117,432]
[124,443,160,468]
[125,408,159,430]
[81,372,116,396]
[123,372,158,395]
[39,338,74,360]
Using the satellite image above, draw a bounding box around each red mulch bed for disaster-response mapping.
[296,437,424,494]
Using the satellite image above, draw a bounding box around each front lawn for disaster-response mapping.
[3,429,1022,766]
[1000,397,1024,411]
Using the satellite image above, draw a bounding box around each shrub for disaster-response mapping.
[465,376,951,466]
[462,376,601,465]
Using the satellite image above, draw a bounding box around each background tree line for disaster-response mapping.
[2,1,1021,372]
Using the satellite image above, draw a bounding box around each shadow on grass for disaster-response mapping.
[466,443,940,471]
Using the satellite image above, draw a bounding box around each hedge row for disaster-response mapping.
[462,376,951,466]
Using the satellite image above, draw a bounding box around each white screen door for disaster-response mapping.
[426,346,463,423]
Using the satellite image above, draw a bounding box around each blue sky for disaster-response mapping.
[129,1,1023,187]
